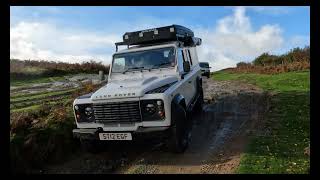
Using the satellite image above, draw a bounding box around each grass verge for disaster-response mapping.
[10,101,78,173]
[10,83,103,173]
[212,70,310,173]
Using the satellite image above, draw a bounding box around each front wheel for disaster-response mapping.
[167,103,191,153]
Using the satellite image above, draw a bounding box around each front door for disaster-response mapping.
[177,48,196,106]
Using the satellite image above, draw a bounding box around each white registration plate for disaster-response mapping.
[99,133,132,140]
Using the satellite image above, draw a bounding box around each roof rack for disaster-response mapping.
[115,24,201,52]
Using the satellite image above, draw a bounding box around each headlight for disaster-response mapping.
[85,106,94,116]
[145,103,156,115]
[74,104,95,123]
[141,99,165,121]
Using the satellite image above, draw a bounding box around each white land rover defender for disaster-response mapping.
[73,25,204,153]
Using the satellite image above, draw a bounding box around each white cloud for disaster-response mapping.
[10,21,119,64]
[9,17,184,65]
[195,7,284,71]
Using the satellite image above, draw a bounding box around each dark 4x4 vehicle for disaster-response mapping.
[199,62,211,78]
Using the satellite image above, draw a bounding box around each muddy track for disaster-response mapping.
[42,77,270,174]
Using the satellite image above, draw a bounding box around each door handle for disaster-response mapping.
[188,81,192,83]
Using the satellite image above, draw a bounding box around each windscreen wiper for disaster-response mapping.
[150,62,173,69]
[122,66,145,74]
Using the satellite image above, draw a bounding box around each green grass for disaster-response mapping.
[10,73,83,111]
[11,97,72,113]
[23,66,47,74]
[10,72,93,87]
[10,88,79,112]
[213,71,310,92]
[11,88,78,103]
[10,75,68,87]
[212,70,310,174]
[11,104,41,113]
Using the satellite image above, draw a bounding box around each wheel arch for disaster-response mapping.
[170,94,186,126]
[172,94,186,110]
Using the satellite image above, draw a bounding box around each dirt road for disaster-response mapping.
[42,77,270,174]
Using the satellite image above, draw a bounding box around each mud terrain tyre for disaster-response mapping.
[80,139,104,154]
[194,82,204,112]
[167,103,191,153]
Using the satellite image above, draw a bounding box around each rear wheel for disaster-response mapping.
[206,72,210,78]
[167,103,191,153]
[195,83,204,112]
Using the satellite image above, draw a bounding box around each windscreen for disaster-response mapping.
[112,47,176,73]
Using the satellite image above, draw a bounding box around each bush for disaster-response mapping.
[236,62,252,68]
[10,83,101,173]
[10,106,77,173]
[229,46,310,74]
[253,53,278,66]
[10,112,33,134]
[252,46,309,66]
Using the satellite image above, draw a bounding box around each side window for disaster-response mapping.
[181,50,186,62]
[187,49,193,65]
[177,49,185,73]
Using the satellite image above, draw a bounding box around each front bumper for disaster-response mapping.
[201,71,210,76]
[73,126,170,140]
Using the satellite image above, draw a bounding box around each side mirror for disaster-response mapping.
[191,37,202,46]
[183,61,191,73]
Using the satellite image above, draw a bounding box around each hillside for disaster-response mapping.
[10,59,110,82]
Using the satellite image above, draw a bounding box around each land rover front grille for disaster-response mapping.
[93,101,142,123]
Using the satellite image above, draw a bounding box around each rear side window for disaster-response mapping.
[187,49,193,65]
[181,50,186,62]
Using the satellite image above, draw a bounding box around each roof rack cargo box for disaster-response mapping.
[122,24,194,45]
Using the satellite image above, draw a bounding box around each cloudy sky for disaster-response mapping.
[10,6,310,71]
